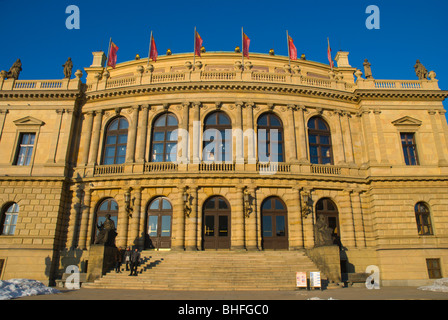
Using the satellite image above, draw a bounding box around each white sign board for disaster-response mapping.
[296,272,307,288]
[310,271,321,288]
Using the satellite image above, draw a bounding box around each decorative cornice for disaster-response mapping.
[354,89,448,101]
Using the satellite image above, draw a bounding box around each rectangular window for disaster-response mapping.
[15,133,36,166]
[401,133,419,165]
[426,259,442,279]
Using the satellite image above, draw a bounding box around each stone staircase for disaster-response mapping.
[83,250,325,291]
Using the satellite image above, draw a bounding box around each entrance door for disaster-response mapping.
[146,197,172,250]
[202,196,231,249]
[261,197,288,250]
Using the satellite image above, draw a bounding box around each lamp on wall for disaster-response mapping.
[301,191,312,218]
[183,187,192,217]
[243,187,252,218]
[124,188,133,218]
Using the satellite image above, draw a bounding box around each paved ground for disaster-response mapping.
[15,286,448,300]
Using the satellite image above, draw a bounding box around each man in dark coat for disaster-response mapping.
[129,248,141,276]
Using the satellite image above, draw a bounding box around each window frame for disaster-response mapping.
[307,116,333,165]
[257,113,285,163]
[150,113,179,163]
[401,132,419,166]
[203,111,232,162]
[101,117,129,165]
[14,132,36,166]
[415,202,433,236]
[1,203,19,236]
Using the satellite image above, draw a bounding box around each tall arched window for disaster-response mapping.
[203,111,232,162]
[257,113,284,163]
[415,202,433,235]
[1,203,19,235]
[94,198,118,244]
[102,117,129,165]
[146,197,173,249]
[308,116,333,164]
[150,113,178,162]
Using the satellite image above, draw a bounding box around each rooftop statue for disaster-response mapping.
[363,59,373,79]
[7,59,22,80]
[63,57,73,79]
[414,60,428,80]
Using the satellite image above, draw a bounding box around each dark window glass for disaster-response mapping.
[203,111,232,162]
[150,113,178,163]
[415,202,433,235]
[1,203,19,235]
[308,116,333,165]
[94,198,118,243]
[257,113,285,163]
[401,133,419,165]
[426,259,442,279]
[102,117,128,165]
[15,133,36,166]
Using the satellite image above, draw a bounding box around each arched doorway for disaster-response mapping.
[146,197,173,250]
[202,196,231,250]
[93,198,118,244]
[261,197,288,250]
[315,198,340,246]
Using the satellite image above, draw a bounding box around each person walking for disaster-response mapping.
[129,248,141,276]
[124,247,131,271]
[114,247,123,273]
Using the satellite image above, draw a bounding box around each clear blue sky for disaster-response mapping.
[1,0,447,116]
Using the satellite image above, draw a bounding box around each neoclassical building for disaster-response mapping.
[0,48,447,286]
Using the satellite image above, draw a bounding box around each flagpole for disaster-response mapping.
[147,30,153,66]
[105,37,112,70]
[193,26,196,70]
[286,30,291,67]
[327,37,333,71]
[242,27,244,69]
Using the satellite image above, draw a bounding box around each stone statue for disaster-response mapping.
[314,215,334,247]
[414,60,428,80]
[363,59,373,79]
[7,59,22,80]
[94,214,117,247]
[63,58,73,79]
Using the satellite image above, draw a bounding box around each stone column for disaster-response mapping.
[88,110,103,166]
[172,186,186,250]
[233,186,245,250]
[67,188,82,249]
[340,190,356,248]
[191,102,201,164]
[185,186,198,250]
[126,106,140,163]
[290,187,304,249]
[296,105,308,163]
[245,185,258,250]
[287,105,298,162]
[341,111,355,165]
[56,109,74,164]
[128,187,142,248]
[333,110,346,164]
[0,109,8,142]
[136,105,149,163]
[179,102,190,164]
[302,189,315,249]
[80,112,94,166]
[246,102,256,163]
[235,102,244,164]
[359,110,377,165]
[373,109,389,164]
[116,190,129,248]
[429,110,448,166]
[78,188,92,250]
[47,109,64,164]
[351,190,366,248]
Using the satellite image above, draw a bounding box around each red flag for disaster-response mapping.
[288,35,297,61]
[195,30,203,57]
[107,41,119,69]
[243,32,250,58]
[149,35,158,62]
[327,38,334,69]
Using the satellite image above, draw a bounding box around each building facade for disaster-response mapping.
[0,50,447,286]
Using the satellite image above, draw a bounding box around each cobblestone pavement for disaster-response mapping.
[15,286,448,300]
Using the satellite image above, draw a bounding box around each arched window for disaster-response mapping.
[315,198,340,246]
[261,197,288,249]
[308,116,333,164]
[150,113,178,162]
[203,111,232,162]
[415,202,433,235]
[102,117,129,165]
[146,197,173,249]
[257,113,284,163]
[94,198,118,244]
[1,203,19,235]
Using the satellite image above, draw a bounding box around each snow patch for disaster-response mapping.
[0,279,61,300]
[418,278,448,293]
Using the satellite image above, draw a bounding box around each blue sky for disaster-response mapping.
[1,0,447,115]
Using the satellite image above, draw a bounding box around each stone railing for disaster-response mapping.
[257,163,291,173]
[356,78,439,90]
[199,162,235,171]
[94,164,125,176]
[144,162,178,173]
[310,164,341,175]
[0,78,82,91]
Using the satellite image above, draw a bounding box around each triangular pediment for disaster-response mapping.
[391,116,422,127]
[13,116,45,127]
